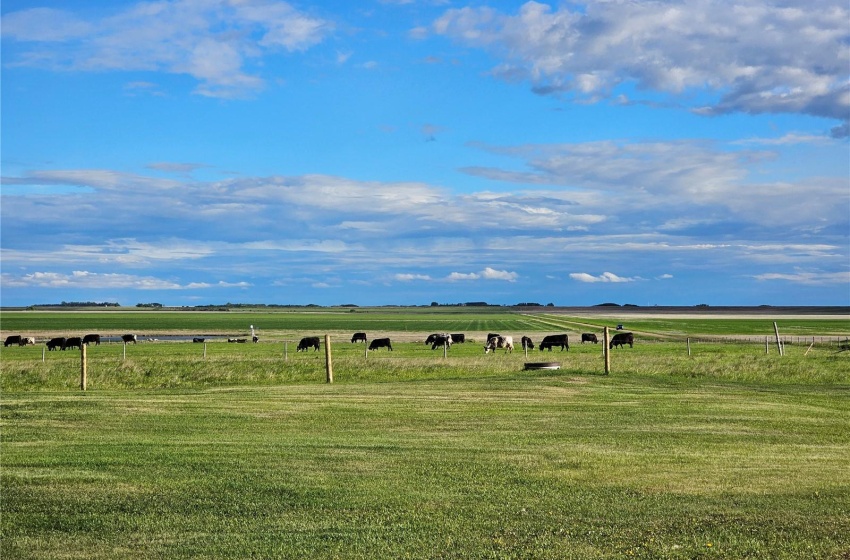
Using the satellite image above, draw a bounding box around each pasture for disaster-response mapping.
[2,309,849,558]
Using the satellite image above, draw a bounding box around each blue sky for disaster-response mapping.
[2,0,848,307]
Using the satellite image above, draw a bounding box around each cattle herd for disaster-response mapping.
[4,333,139,351]
[4,331,635,352]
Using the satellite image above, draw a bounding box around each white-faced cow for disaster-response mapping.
[121,334,137,345]
[485,335,514,354]
[82,334,101,346]
[368,338,392,351]
[4,335,21,347]
[581,333,598,344]
[46,337,66,351]
[351,332,367,343]
[540,334,569,351]
[610,332,634,349]
[297,337,320,352]
[521,336,535,350]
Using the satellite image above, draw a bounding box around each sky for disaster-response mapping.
[1,0,848,308]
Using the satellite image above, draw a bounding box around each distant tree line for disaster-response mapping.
[31,301,120,308]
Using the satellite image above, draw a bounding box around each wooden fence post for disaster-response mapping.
[773,322,784,356]
[203,343,207,359]
[325,334,333,384]
[687,338,691,356]
[603,327,611,375]
[80,344,87,391]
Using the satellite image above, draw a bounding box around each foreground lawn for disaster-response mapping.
[3,367,849,559]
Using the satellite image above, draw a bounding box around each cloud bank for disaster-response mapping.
[431,0,850,135]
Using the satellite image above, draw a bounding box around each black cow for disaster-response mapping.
[368,338,392,351]
[540,334,569,351]
[351,332,367,343]
[450,333,465,343]
[228,338,247,343]
[521,336,535,350]
[121,334,137,344]
[193,338,205,343]
[297,337,320,352]
[427,333,452,350]
[82,334,101,346]
[610,332,634,349]
[581,333,598,344]
[252,336,259,343]
[63,337,83,351]
[46,337,66,351]
[4,335,21,347]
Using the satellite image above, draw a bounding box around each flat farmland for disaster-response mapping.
[2,308,849,559]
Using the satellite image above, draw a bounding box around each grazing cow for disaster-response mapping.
[252,336,259,343]
[18,336,36,346]
[487,333,501,344]
[46,337,66,351]
[82,334,101,346]
[521,336,535,350]
[610,332,634,349]
[193,338,205,343]
[450,333,465,343]
[581,333,598,344]
[297,337,320,352]
[428,333,453,350]
[63,337,83,351]
[540,334,569,352]
[485,335,514,354]
[351,332,367,343]
[121,334,137,345]
[228,338,247,343]
[4,335,21,347]
[368,338,392,351]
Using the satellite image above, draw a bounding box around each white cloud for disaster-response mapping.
[446,268,518,282]
[753,271,850,285]
[395,273,432,281]
[0,270,229,290]
[570,272,638,283]
[432,0,849,131]
[481,267,518,282]
[2,0,333,98]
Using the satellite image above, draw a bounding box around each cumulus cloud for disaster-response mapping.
[570,272,638,283]
[395,273,432,281]
[431,0,850,131]
[447,268,518,282]
[1,0,333,98]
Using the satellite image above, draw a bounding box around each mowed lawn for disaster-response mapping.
[2,311,849,558]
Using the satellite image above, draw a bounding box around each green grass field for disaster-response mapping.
[2,310,849,558]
